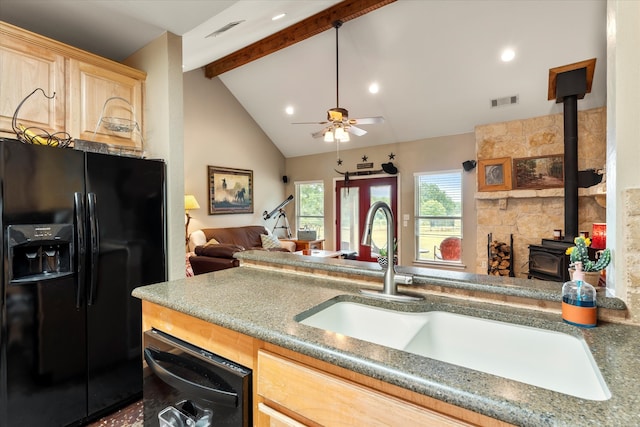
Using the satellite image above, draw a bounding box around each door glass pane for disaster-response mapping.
[339,187,359,252]
[369,185,391,257]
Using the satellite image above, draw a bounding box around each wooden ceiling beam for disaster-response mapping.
[204,0,396,78]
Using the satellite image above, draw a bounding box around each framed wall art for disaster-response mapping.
[513,155,564,190]
[208,166,253,214]
[478,157,512,191]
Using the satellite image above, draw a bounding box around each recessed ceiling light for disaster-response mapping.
[285,106,294,115]
[368,82,380,94]
[501,48,515,62]
[272,13,286,21]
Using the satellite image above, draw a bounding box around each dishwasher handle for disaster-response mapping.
[144,348,238,408]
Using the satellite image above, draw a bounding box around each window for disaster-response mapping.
[296,181,324,240]
[414,171,462,262]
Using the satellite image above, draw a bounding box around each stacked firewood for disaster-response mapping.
[489,240,511,276]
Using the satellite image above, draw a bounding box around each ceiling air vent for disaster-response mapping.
[490,95,519,108]
[205,20,245,38]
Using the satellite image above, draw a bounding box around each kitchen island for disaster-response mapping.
[133,251,640,426]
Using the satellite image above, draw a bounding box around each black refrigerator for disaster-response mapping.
[0,140,167,426]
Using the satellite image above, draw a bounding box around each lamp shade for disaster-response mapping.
[324,130,334,142]
[184,194,200,211]
[334,126,346,141]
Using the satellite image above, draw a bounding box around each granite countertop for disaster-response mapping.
[235,251,627,310]
[133,253,640,427]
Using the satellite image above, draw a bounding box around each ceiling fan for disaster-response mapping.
[293,20,384,142]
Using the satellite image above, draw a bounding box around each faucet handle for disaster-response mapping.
[394,273,413,285]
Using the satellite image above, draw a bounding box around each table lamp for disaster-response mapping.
[185,194,200,246]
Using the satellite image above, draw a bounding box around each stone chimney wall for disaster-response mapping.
[624,188,640,323]
[474,107,606,277]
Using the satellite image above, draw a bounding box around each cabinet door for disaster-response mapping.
[0,32,65,136]
[257,351,473,426]
[68,60,143,148]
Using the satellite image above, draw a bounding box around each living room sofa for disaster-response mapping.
[188,225,296,275]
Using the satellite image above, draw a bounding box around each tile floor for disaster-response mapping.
[87,400,143,427]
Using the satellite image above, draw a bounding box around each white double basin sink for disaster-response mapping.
[296,300,610,401]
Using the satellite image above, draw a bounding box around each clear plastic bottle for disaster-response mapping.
[562,261,597,327]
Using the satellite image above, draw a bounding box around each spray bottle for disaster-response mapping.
[562,261,597,327]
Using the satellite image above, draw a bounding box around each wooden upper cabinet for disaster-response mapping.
[68,60,144,148]
[0,28,66,136]
[0,21,146,149]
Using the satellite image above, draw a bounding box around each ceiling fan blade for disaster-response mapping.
[311,127,330,138]
[347,126,367,136]
[351,116,385,125]
[292,121,329,125]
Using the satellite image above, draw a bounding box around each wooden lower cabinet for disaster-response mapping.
[257,350,472,427]
[141,301,513,427]
[257,403,307,427]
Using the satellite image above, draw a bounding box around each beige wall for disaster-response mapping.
[182,70,287,234]
[285,133,477,270]
[124,32,185,280]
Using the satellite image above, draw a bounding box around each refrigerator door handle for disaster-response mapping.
[87,192,99,305]
[74,192,86,308]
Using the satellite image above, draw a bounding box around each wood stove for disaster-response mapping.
[528,239,599,283]
[528,59,598,283]
[528,239,572,282]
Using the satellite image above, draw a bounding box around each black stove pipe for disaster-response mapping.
[563,95,579,241]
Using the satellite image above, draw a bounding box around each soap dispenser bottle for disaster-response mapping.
[562,261,597,328]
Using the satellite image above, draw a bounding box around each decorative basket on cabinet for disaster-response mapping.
[92,96,144,150]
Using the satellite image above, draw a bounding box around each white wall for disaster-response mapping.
[183,70,287,234]
[124,32,185,280]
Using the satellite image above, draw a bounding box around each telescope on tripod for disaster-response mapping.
[263,195,293,238]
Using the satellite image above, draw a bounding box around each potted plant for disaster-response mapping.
[565,236,611,286]
[377,239,398,268]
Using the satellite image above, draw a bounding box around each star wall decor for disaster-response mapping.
[388,153,395,160]
[361,155,368,162]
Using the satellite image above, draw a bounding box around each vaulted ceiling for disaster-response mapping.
[1,0,607,158]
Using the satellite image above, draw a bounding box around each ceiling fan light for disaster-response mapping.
[324,130,334,142]
[334,126,346,140]
[340,131,350,142]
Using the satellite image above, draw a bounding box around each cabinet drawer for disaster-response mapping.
[257,350,471,426]
[257,403,306,427]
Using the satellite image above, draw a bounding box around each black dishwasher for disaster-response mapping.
[143,329,252,427]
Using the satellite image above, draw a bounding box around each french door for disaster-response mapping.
[336,176,398,262]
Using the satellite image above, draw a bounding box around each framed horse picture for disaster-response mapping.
[477,157,512,191]
[207,166,253,214]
